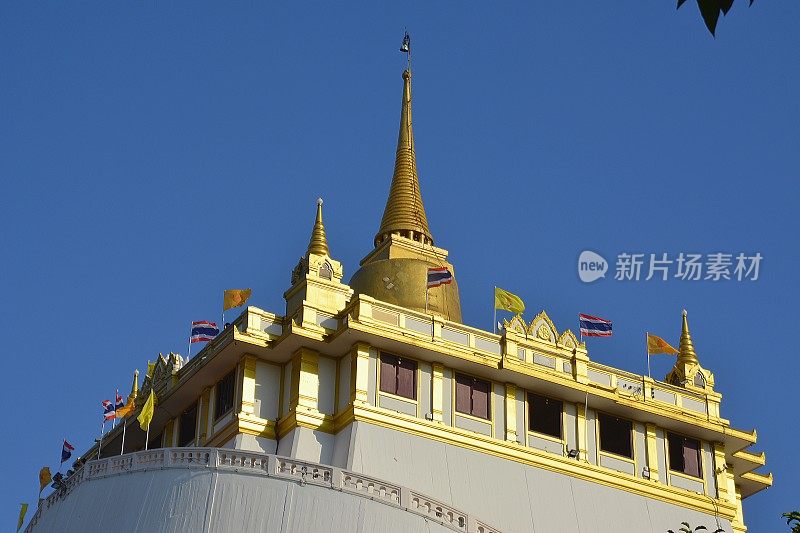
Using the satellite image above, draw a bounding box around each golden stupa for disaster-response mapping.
[350,68,462,322]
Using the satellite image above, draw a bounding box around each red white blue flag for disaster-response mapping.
[61,439,75,463]
[102,399,116,421]
[579,313,612,337]
[191,321,219,343]
[115,390,124,411]
[427,267,453,288]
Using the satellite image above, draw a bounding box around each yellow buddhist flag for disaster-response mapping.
[223,289,252,311]
[137,391,156,431]
[17,503,28,531]
[38,467,52,492]
[647,333,678,355]
[116,400,135,418]
[494,287,525,314]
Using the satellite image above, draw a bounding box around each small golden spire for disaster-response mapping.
[307,198,330,256]
[677,309,699,365]
[127,369,139,404]
[374,68,433,247]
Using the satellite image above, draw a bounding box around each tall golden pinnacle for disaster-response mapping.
[374,69,433,247]
[307,198,330,256]
[677,309,700,365]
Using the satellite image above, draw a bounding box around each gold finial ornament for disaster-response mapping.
[307,198,330,257]
[677,309,699,365]
[374,67,433,247]
[128,369,139,404]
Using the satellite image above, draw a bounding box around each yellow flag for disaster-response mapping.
[38,467,51,492]
[224,289,252,311]
[494,287,525,314]
[647,333,678,355]
[116,400,135,418]
[137,391,156,431]
[17,503,28,531]
[146,361,155,378]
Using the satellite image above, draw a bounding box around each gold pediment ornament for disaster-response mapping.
[503,315,528,335]
[528,310,558,344]
[558,329,579,349]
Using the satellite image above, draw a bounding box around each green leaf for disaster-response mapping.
[696,0,721,35]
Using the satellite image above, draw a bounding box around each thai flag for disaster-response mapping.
[427,267,453,288]
[191,321,219,343]
[579,313,613,337]
[102,399,116,421]
[61,440,75,463]
[115,390,124,411]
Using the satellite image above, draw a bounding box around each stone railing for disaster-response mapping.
[26,447,501,533]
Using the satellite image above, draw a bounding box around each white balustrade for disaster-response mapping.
[28,447,499,533]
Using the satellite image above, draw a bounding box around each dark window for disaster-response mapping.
[598,413,632,458]
[178,403,198,447]
[379,353,417,399]
[215,370,236,419]
[528,394,563,439]
[668,433,702,478]
[455,373,491,420]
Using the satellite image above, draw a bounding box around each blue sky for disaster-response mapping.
[1,2,797,530]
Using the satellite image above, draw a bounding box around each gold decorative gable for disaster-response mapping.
[528,310,558,343]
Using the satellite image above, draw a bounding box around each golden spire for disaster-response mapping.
[677,309,699,365]
[307,198,330,256]
[374,68,433,247]
[127,369,139,404]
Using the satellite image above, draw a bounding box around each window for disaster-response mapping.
[379,353,417,399]
[178,403,198,447]
[528,393,563,439]
[598,412,632,458]
[215,370,236,419]
[668,433,702,478]
[455,373,491,420]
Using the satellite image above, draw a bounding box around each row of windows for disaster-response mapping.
[378,352,703,478]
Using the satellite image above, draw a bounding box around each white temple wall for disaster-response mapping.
[345,421,733,533]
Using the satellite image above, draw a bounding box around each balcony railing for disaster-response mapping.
[26,447,501,533]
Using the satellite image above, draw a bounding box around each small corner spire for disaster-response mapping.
[678,309,699,365]
[307,198,330,256]
[128,369,140,404]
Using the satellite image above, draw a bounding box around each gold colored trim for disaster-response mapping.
[645,423,660,483]
[431,363,444,422]
[505,383,517,442]
[344,402,737,521]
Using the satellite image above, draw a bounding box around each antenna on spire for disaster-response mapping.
[400,30,411,71]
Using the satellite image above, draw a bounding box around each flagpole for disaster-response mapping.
[646,331,651,379]
[59,437,65,472]
[145,423,151,451]
[120,419,127,456]
[112,390,117,428]
[492,287,497,334]
[97,420,105,460]
[187,322,192,360]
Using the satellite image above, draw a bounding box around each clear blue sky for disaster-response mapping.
[2,2,797,530]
